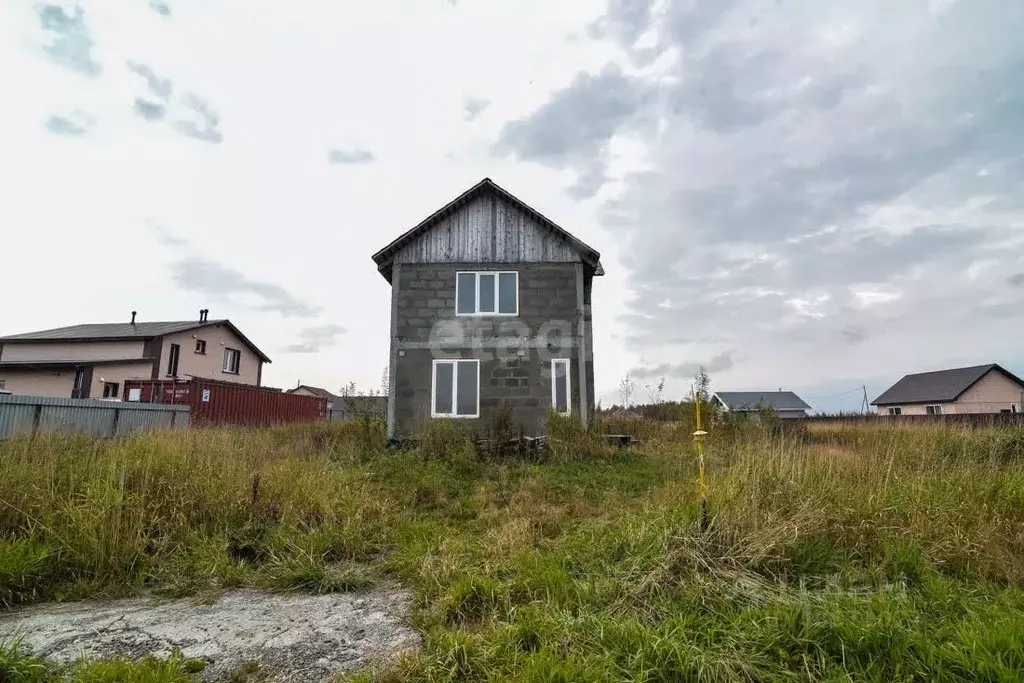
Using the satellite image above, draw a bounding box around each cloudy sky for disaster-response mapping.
[3,0,1022,412]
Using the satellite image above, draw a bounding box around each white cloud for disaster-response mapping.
[0,0,633,396]
[8,0,1021,414]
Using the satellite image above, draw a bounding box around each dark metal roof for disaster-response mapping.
[871,364,1024,405]
[0,358,154,369]
[713,391,812,412]
[1,321,218,341]
[371,178,604,276]
[0,320,272,363]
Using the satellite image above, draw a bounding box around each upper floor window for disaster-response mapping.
[167,343,180,377]
[456,271,518,316]
[195,339,207,355]
[223,348,241,374]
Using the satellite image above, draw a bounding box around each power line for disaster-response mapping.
[803,386,865,401]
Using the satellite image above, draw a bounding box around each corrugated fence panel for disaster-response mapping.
[0,401,36,436]
[115,404,188,434]
[38,403,117,435]
[0,394,190,438]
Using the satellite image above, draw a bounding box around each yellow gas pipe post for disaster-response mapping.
[694,388,709,532]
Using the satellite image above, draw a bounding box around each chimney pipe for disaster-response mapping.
[131,311,137,325]
[203,308,209,322]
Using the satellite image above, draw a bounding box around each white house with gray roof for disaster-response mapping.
[0,310,270,399]
[872,364,1024,415]
[711,391,812,419]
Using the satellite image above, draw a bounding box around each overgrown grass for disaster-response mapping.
[0,638,206,682]
[1,418,1023,681]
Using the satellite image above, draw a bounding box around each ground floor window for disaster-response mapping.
[102,382,120,399]
[925,404,942,415]
[551,358,570,415]
[432,359,479,418]
[887,406,902,415]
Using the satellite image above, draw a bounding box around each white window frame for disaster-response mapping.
[222,347,241,374]
[431,358,480,418]
[887,406,902,416]
[1011,403,1020,414]
[455,271,519,317]
[550,358,571,416]
[0,379,6,391]
[195,339,207,355]
[925,404,942,415]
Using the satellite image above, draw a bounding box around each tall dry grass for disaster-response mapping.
[1,417,1023,681]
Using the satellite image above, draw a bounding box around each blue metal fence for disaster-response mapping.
[0,394,189,438]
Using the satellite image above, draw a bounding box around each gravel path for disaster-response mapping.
[0,588,419,681]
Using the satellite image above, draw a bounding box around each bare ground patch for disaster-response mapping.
[0,588,419,681]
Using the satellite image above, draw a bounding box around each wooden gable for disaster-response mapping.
[372,178,603,281]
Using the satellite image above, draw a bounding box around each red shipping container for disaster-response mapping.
[123,378,327,427]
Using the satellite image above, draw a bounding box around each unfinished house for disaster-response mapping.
[372,178,603,439]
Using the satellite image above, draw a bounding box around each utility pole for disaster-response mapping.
[861,385,870,414]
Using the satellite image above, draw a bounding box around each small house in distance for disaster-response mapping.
[711,391,812,419]
[287,384,339,412]
[872,364,1024,415]
[372,178,603,439]
[286,384,388,420]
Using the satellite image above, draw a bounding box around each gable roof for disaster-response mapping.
[287,385,338,400]
[871,364,1024,406]
[371,178,604,279]
[0,320,272,363]
[713,391,812,412]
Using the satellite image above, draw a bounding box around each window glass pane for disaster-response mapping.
[457,273,476,314]
[456,361,478,416]
[479,274,495,313]
[434,362,454,414]
[498,273,517,314]
[553,361,569,413]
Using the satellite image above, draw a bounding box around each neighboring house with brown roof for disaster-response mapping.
[872,364,1024,415]
[286,385,388,419]
[372,177,603,439]
[286,385,339,411]
[0,310,270,399]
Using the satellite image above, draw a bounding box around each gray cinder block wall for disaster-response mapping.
[391,263,588,438]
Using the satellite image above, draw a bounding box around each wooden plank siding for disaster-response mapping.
[394,195,579,265]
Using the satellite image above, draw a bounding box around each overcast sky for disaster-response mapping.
[3,0,1022,413]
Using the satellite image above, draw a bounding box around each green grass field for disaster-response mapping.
[2,416,1024,681]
